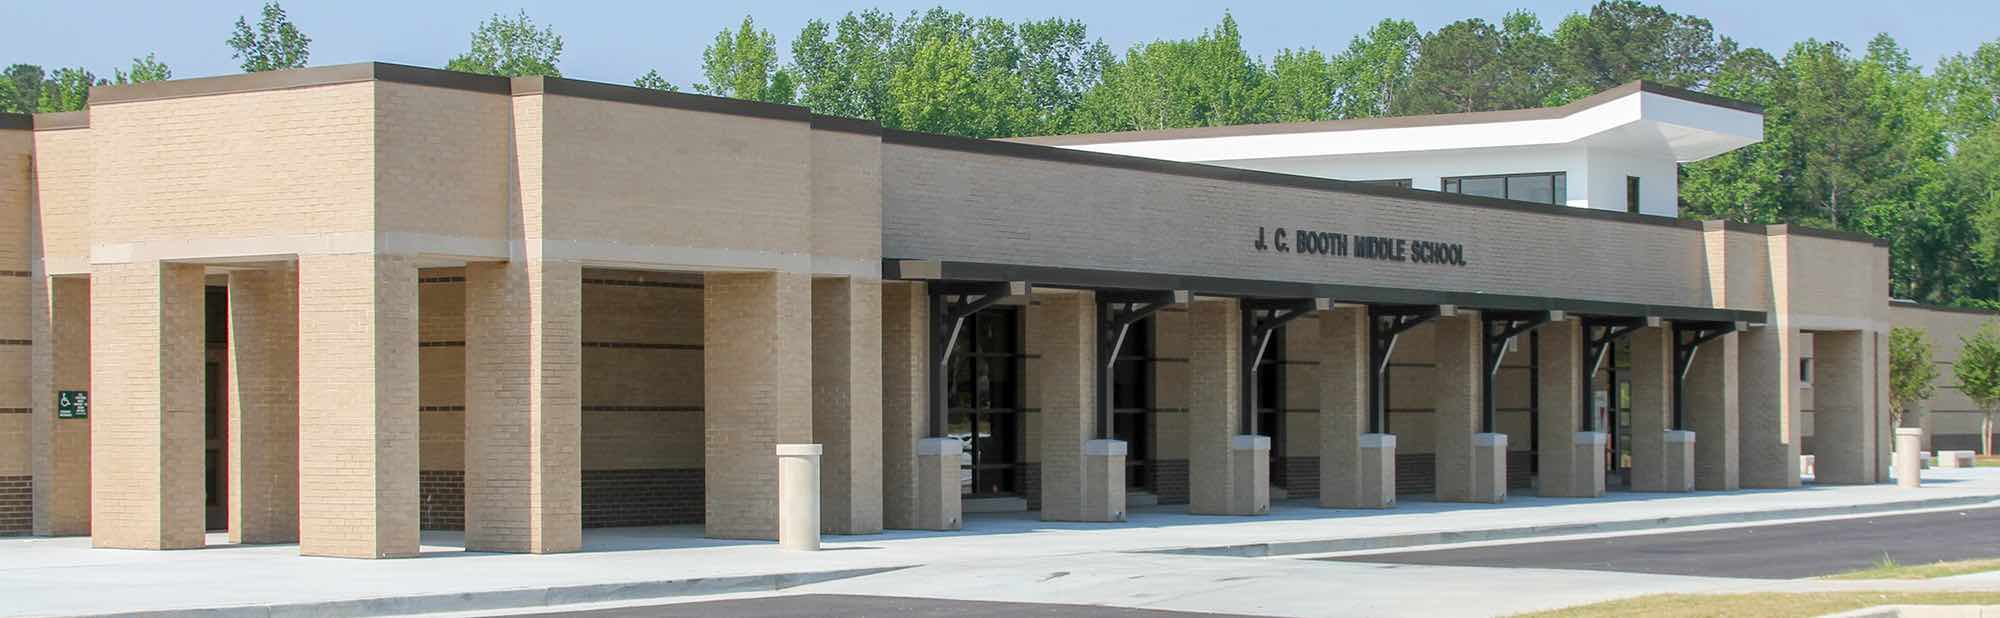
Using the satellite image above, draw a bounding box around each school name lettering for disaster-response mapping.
[1252,226,1468,267]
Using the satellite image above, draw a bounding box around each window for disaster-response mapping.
[1255,332,1284,485]
[1111,318,1153,490]
[1441,172,1567,205]
[1357,178,1414,189]
[1626,176,1641,214]
[949,307,1023,497]
[1799,358,1814,385]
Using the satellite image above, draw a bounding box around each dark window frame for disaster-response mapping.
[1440,171,1567,206]
[1111,318,1155,491]
[948,306,1027,499]
[1626,176,1641,214]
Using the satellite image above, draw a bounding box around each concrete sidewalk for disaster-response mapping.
[7,468,1999,618]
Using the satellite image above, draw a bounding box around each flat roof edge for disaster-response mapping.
[1009,80,1761,147]
[1889,299,2000,317]
[887,259,1764,324]
[0,113,28,131]
[886,128,1705,232]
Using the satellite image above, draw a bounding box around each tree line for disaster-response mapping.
[4,2,2000,310]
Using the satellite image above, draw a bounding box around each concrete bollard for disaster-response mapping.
[776,444,822,551]
[916,437,964,530]
[1663,430,1696,492]
[1471,433,1508,503]
[1895,428,1923,488]
[1229,435,1271,515]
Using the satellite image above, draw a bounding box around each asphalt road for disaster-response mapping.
[1321,506,2000,579]
[509,594,1261,617]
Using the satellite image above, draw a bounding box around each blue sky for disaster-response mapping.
[2,1,1994,88]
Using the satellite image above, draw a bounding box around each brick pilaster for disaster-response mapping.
[1432,311,1484,502]
[298,253,420,558]
[463,260,582,553]
[812,277,883,534]
[1186,298,1243,515]
[31,275,90,536]
[704,271,812,540]
[228,266,300,543]
[1688,331,1740,490]
[89,261,205,550]
[879,281,927,530]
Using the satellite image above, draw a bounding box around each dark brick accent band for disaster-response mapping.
[1151,459,1189,505]
[419,470,464,530]
[582,278,702,290]
[1397,453,1436,496]
[1019,463,1042,512]
[0,339,30,346]
[1932,433,2000,452]
[582,342,702,351]
[581,405,702,413]
[418,276,465,284]
[583,468,704,528]
[0,270,29,277]
[419,341,465,348]
[0,475,27,535]
[419,405,465,413]
[0,407,30,415]
[1281,456,1320,499]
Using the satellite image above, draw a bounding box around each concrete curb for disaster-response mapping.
[1146,495,2000,558]
[65,565,914,618]
[1821,605,2000,618]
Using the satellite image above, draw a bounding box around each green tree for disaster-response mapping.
[1398,19,1508,114]
[1268,48,1334,122]
[698,16,794,103]
[1954,323,2000,455]
[1,64,43,113]
[446,11,563,77]
[1077,13,1270,131]
[1015,18,1109,133]
[227,2,311,72]
[790,10,897,120]
[1680,47,1788,224]
[37,67,95,113]
[1552,0,1731,92]
[113,54,173,85]
[1330,19,1419,119]
[1890,327,1940,429]
[632,70,679,92]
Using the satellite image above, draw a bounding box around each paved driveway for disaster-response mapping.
[1321,506,2000,579]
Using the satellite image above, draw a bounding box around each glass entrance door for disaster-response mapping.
[949,307,1023,498]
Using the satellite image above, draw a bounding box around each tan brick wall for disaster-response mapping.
[373,82,509,244]
[89,261,204,549]
[1813,330,1878,484]
[703,272,811,540]
[88,83,378,248]
[1628,325,1675,491]
[540,96,816,267]
[30,275,88,535]
[1534,319,1590,495]
[1687,332,1740,490]
[1316,306,1372,505]
[297,253,419,558]
[1887,303,1998,448]
[810,127,883,268]
[28,127,90,272]
[0,131,27,484]
[227,266,300,543]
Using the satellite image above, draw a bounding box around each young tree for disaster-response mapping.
[1330,19,1419,119]
[632,70,679,92]
[697,16,794,103]
[37,67,96,113]
[1,64,43,113]
[1889,327,1939,430]
[447,11,563,77]
[1955,323,2000,455]
[1268,48,1334,122]
[114,54,173,85]
[227,2,311,72]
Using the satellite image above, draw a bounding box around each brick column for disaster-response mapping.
[463,260,582,553]
[704,272,813,540]
[879,282,931,530]
[89,261,205,550]
[812,277,883,534]
[1187,298,1254,515]
[1629,325,1692,492]
[227,266,300,544]
[1035,291,1122,522]
[1740,325,1801,488]
[1813,330,1877,484]
[1535,319,1603,498]
[298,254,420,558]
[1687,332,1740,491]
[1318,306,1393,508]
[1434,312,1501,502]
[31,275,90,536]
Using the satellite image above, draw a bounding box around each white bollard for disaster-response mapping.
[776,444,822,551]
[1895,428,1923,488]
